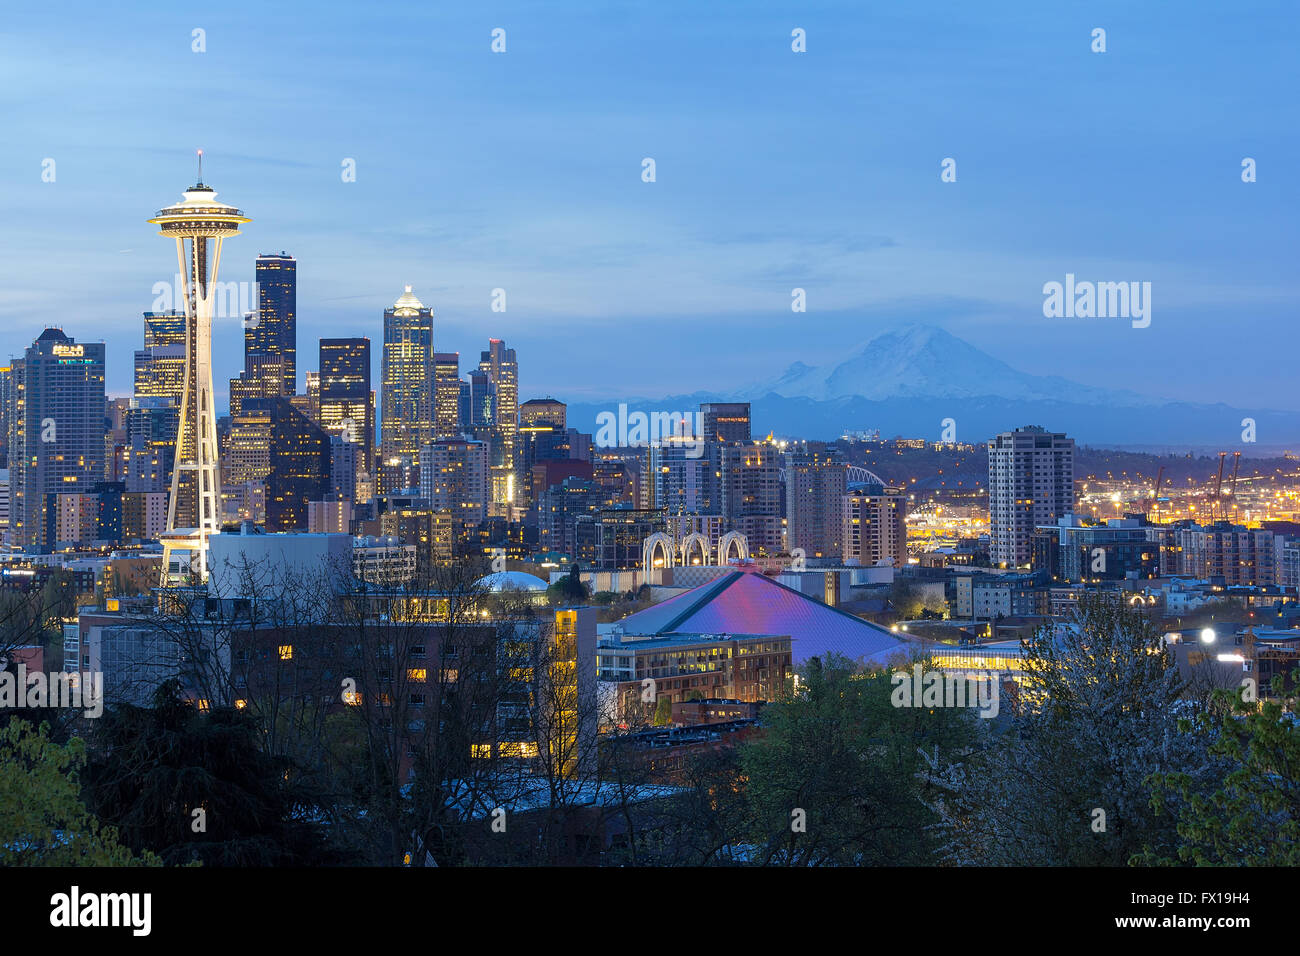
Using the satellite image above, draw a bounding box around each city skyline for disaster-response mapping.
[6,0,1300,902]
[1,0,1295,412]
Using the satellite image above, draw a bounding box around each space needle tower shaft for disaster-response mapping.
[148,152,250,583]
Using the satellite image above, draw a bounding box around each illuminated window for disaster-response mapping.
[407,668,427,681]
[278,644,293,661]
[499,741,539,759]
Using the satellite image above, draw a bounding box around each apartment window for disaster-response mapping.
[278,644,293,661]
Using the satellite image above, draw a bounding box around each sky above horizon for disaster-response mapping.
[1,0,1296,412]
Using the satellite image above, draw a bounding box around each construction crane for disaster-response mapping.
[1213,452,1227,521]
[1228,451,1242,521]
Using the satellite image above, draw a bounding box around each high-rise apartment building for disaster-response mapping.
[418,438,489,534]
[122,490,167,542]
[8,329,106,553]
[786,446,848,559]
[381,286,435,466]
[988,425,1075,568]
[720,444,782,556]
[841,483,908,568]
[0,365,12,471]
[650,441,711,515]
[328,436,358,503]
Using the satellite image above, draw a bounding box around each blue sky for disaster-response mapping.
[1,0,1296,411]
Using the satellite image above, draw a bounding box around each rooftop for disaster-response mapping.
[614,570,905,667]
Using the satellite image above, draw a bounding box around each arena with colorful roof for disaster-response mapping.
[613,568,907,668]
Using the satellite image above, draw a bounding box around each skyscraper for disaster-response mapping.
[988,425,1075,568]
[134,310,187,401]
[720,444,782,556]
[650,441,710,515]
[8,329,106,553]
[517,398,569,513]
[224,399,273,487]
[125,310,189,508]
[149,164,249,580]
[266,397,330,532]
[433,352,461,439]
[457,379,471,431]
[229,351,286,418]
[0,364,13,471]
[468,369,495,426]
[519,398,566,432]
[701,402,751,443]
[320,337,374,478]
[381,286,435,466]
[304,371,321,422]
[247,252,296,395]
[478,339,518,512]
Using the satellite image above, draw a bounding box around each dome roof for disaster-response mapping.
[476,571,548,592]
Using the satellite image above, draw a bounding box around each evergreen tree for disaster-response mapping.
[83,680,339,866]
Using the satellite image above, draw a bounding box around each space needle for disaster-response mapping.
[149,152,250,583]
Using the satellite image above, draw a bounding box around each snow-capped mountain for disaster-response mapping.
[760,325,1145,406]
[565,324,1300,445]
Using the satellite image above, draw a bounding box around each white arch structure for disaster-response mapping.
[643,532,674,571]
[679,532,710,566]
[718,530,750,563]
[641,529,751,575]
